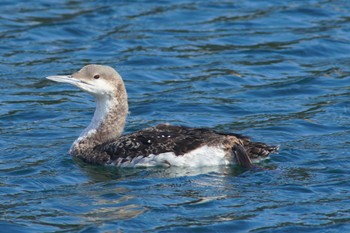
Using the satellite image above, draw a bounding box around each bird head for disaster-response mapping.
[46,64,124,98]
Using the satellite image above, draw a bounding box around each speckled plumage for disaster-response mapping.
[47,64,278,168]
[92,124,277,168]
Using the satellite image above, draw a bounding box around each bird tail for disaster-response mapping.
[232,142,278,169]
[245,141,279,160]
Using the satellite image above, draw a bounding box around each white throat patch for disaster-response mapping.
[78,96,114,140]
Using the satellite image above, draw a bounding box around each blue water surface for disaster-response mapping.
[1,0,350,232]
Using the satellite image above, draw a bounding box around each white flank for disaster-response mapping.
[113,145,233,168]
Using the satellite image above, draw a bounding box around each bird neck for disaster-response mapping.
[70,91,128,155]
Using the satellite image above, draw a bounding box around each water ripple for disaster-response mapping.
[1,0,350,232]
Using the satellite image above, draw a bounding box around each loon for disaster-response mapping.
[46,65,277,168]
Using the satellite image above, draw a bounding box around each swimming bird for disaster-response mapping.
[46,65,277,168]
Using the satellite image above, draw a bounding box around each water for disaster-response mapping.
[1,0,350,232]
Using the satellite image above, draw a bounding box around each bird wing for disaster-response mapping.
[94,124,216,161]
[94,124,277,168]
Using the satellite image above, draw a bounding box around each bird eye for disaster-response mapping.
[93,74,100,79]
